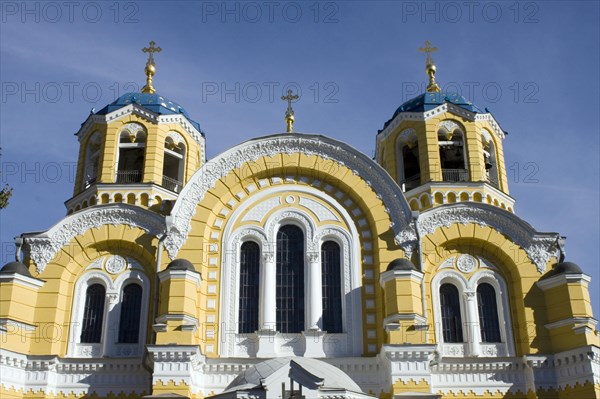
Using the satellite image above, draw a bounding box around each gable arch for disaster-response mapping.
[166,134,412,259]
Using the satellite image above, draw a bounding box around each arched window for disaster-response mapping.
[321,241,342,333]
[477,283,501,343]
[118,284,143,343]
[162,135,186,193]
[239,241,260,333]
[80,284,106,343]
[440,283,463,343]
[400,144,420,191]
[482,131,499,189]
[438,125,468,182]
[276,225,304,333]
[116,124,146,183]
[84,131,102,188]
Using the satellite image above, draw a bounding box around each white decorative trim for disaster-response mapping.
[0,273,44,289]
[158,268,202,287]
[67,264,150,359]
[376,102,505,145]
[166,134,411,259]
[219,184,363,358]
[155,314,199,328]
[242,196,281,222]
[545,317,598,330]
[299,196,339,222]
[438,119,462,133]
[76,104,204,147]
[167,131,185,145]
[23,204,165,273]
[379,269,424,287]
[431,266,515,358]
[536,273,591,291]
[105,255,127,274]
[456,254,478,273]
[0,318,37,334]
[0,348,150,397]
[412,203,560,273]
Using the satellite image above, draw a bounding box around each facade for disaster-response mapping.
[1,43,599,399]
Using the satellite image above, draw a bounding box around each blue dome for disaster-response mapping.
[381,92,484,131]
[96,92,203,133]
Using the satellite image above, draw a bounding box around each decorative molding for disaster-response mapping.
[0,348,150,396]
[0,273,44,289]
[242,197,281,222]
[105,255,127,274]
[299,196,339,222]
[76,104,204,147]
[536,273,592,291]
[166,134,411,259]
[456,254,478,273]
[439,119,461,133]
[23,204,165,273]
[417,203,560,273]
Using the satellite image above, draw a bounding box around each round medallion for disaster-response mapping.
[456,254,477,273]
[105,255,127,274]
[285,195,295,204]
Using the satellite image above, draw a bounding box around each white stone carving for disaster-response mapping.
[242,197,281,222]
[167,131,185,145]
[121,122,146,137]
[456,254,478,273]
[417,204,559,273]
[105,255,127,274]
[299,197,339,222]
[438,119,462,133]
[25,205,165,273]
[166,134,412,259]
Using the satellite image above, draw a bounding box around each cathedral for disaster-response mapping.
[1,41,598,399]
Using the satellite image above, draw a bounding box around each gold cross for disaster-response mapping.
[281,89,300,133]
[142,40,162,66]
[418,40,438,65]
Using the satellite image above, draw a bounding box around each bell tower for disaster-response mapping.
[375,41,513,213]
[68,42,206,215]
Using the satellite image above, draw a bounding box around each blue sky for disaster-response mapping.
[1,1,598,313]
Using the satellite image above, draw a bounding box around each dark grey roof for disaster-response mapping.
[542,261,583,279]
[166,258,196,271]
[0,261,32,277]
[386,258,417,272]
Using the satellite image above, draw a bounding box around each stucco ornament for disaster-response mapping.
[105,255,127,274]
[416,204,560,273]
[166,134,412,259]
[25,205,165,273]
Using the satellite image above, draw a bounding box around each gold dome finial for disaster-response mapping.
[418,40,441,93]
[281,89,300,133]
[141,41,162,94]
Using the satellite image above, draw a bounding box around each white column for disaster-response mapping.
[257,252,277,358]
[307,252,322,331]
[465,291,482,356]
[259,252,276,331]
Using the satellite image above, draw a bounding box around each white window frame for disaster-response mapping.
[219,185,363,358]
[68,258,150,358]
[432,262,515,358]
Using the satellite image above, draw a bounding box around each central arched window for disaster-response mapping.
[321,241,342,333]
[239,241,260,333]
[276,225,305,333]
[118,283,143,343]
[80,284,106,343]
[440,283,463,343]
[477,283,501,343]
